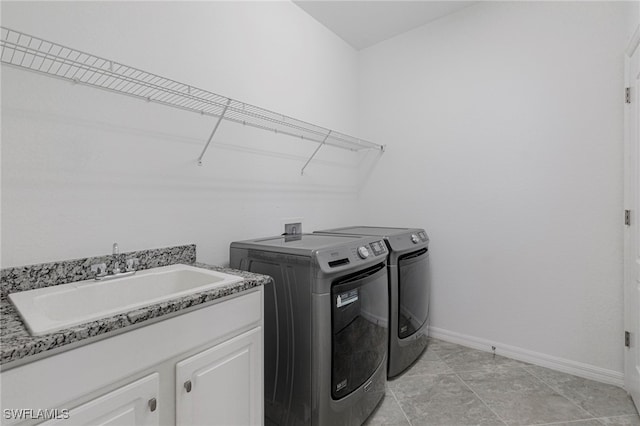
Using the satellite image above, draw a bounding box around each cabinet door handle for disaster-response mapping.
[184,380,192,393]
[148,398,157,412]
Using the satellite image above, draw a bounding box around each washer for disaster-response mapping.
[230,233,389,426]
[316,226,430,378]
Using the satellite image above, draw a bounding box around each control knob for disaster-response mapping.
[357,246,370,259]
[411,234,419,244]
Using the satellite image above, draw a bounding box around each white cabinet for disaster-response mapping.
[1,288,263,426]
[41,374,160,426]
[176,327,262,426]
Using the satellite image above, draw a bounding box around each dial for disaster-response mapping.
[357,246,370,259]
[411,234,419,244]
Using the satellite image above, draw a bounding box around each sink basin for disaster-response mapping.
[9,264,243,336]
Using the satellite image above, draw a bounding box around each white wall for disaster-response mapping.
[357,2,633,376]
[2,0,636,381]
[1,1,363,267]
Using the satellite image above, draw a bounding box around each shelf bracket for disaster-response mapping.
[301,131,332,175]
[197,99,231,166]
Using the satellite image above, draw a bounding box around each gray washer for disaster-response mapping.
[230,233,389,426]
[316,226,430,378]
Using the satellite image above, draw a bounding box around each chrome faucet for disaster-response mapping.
[90,243,138,281]
[91,263,108,278]
[112,242,122,274]
[125,258,139,272]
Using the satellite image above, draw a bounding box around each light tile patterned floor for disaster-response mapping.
[365,338,639,426]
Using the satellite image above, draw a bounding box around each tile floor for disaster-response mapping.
[365,338,639,426]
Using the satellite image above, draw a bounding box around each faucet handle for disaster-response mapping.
[91,263,107,277]
[125,258,139,272]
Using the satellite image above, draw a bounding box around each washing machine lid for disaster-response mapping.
[231,233,371,257]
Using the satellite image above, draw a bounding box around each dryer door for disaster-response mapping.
[331,263,388,400]
[397,248,430,339]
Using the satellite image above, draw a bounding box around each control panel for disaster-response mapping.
[409,231,429,245]
[349,240,386,261]
[369,240,386,256]
[324,239,387,269]
[357,246,370,259]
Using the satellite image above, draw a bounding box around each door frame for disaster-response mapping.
[624,23,640,409]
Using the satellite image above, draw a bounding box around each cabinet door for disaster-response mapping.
[41,373,159,426]
[176,327,262,426]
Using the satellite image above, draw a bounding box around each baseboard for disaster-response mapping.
[429,326,625,387]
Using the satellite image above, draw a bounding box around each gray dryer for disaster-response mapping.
[316,226,430,378]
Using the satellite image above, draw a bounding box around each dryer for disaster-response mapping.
[316,226,430,378]
[230,233,389,426]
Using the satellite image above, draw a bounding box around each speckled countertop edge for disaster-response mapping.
[0,262,270,366]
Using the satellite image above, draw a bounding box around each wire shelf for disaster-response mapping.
[0,26,384,165]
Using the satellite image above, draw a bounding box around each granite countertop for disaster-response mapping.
[0,245,271,368]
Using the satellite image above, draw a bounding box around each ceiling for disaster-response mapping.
[294,1,478,50]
